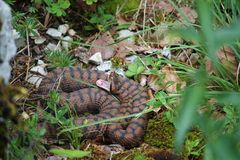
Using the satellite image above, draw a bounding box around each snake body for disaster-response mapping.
[38,67,148,148]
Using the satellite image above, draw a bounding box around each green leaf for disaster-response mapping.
[175,68,206,149]
[50,149,90,158]
[59,0,70,9]
[212,92,240,106]
[125,62,145,77]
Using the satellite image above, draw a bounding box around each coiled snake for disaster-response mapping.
[38,67,149,148]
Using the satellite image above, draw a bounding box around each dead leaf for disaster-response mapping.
[161,64,186,93]
[148,74,162,92]
[155,0,174,13]
[71,46,90,64]
[177,7,198,23]
[89,32,116,60]
[206,46,238,78]
[114,30,136,59]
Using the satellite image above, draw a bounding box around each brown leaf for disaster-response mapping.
[89,32,116,60]
[155,0,174,13]
[148,74,162,92]
[161,64,186,93]
[71,46,90,64]
[206,46,238,77]
[177,7,198,23]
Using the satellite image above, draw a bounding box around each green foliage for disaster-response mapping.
[6,115,46,160]
[85,7,116,32]
[43,91,83,148]
[46,50,76,68]
[49,148,90,158]
[166,0,240,159]
[3,0,16,5]
[101,0,140,14]
[83,0,97,5]
[125,58,145,77]
[12,12,39,38]
[44,0,70,16]
[133,153,152,160]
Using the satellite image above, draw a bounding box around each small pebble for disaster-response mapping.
[44,43,61,51]
[46,28,62,38]
[96,61,112,71]
[34,36,46,44]
[61,36,73,50]
[68,29,76,36]
[58,24,69,34]
[88,52,103,65]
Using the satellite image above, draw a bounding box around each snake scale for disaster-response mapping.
[38,67,149,148]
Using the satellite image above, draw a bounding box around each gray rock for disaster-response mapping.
[88,52,103,65]
[0,0,17,83]
[46,28,62,38]
[62,36,73,50]
[58,24,69,34]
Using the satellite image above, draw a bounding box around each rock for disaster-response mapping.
[161,46,171,59]
[27,60,47,88]
[118,29,135,43]
[126,55,138,63]
[12,29,20,39]
[96,61,112,71]
[46,28,62,38]
[68,29,76,36]
[44,43,61,51]
[115,68,125,77]
[88,52,103,65]
[0,0,17,83]
[61,36,73,50]
[58,24,69,34]
[34,36,46,44]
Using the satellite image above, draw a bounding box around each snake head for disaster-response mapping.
[109,71,121,95]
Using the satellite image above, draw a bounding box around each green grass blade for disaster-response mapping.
[49,149,90,158]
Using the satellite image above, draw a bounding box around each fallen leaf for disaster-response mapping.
[71,47,91,64]
[89,32,116,60]
[155,0,174,13]
[148,74,162,92]
[206,46,238,78]
[161,64,186,93]
[177,7,198,23]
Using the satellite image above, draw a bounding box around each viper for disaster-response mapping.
[38,67,149,148]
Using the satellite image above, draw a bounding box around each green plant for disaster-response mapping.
[12,12,39,38]
[125,57,145,77]
[166,0,240,159]
[6,115,46,160]
[4,0,16,5]
[43,91,83,148]
[83,0,97,5]
[84,6,116,31]
[46,50,76,68]
[44,0,70,16]
[50,148,90,158]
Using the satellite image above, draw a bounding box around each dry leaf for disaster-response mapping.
[155,0,174,13]
[161,64,186,93]
[177,7,198,23]
[89,32,116,60]
[206,46,238,77]
[148,74,162,92]
[71,46,90,64]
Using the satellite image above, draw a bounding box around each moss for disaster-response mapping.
[112,146,179,160]
[101,0,140,14]
[144,113,175,148]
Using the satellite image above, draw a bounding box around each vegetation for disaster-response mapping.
[1,0,240,159]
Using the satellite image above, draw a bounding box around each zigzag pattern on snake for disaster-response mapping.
[38,67,149,148]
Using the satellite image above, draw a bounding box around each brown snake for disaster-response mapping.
[38,67,149,148]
